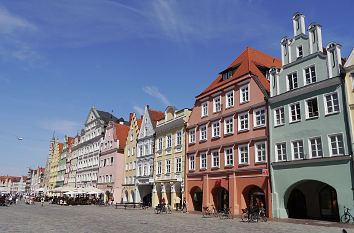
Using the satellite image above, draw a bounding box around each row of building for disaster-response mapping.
[22,13,354,222]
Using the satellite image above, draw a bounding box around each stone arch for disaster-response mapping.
[241,185,266,211]
[190,186,203,211]
[124,190,129,203]
[130,190,135,203]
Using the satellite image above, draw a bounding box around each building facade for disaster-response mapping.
[268,12,353,222]
[43,135,56,192]
[344,48,354,152]
[57,136,73,187]
[64,137,74,186]
[122,113,142,203]
[185,47,280,216]
[68,135,80,187]
[152,106,191,209]
[97,121,129,203]
[48,140,63,190]
[136,106,164,205]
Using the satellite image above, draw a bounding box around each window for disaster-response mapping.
[175,157,182,173]
[226,91,234,108]
[132,147,135,156]
[125,163,128,171]
[255,142,266,163]
[199,125,207,141]
[165,159,171,174]
[276,143,287,161]
[128,148,130,157]
[189,154,195,170]
[274,107,285,126]
[238,112,249,131]
[324,92,339,115]
[213,96,221,112]
[240,84,249,103]
[351,72,354,90]
[329,134,344,156]
[305,98,319,119]
[297,45,303,57]
[111,157,113,165]
[304,66,316,84]
[201,102,208,117]
[224,117,234,134]
[254,108,266,127]
[238,144,249,165]
[139,145,143,157]
[176,131,182,146]
[224,147,234,166]
[292,140,304,160]
[211,151,220,168]
[143,164,147,176]
[158,137,163,151]
[200,152,207,169]
[130,133,133,141]
[222,70,233,80]
[309,137,322,158]
[289,102,301,122]
[212,121,220,138]
[166,134,172,148]
[287,72,298,90]
[157,161,161,175]
[189,129,196,144]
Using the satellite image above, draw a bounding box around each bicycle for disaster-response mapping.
[341,206,354,223]
[202,205,218,218]
[219,207,234,219]
[155,204,171,214]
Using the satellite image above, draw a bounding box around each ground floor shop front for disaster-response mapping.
[152,181,184,209]
[185,169,271,217]
[121,184,136,203]
[271,156,354,222]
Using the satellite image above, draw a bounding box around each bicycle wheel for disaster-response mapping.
[167,207,172,214]
[228,212,234,219]
[241,213,248,222]
[341,214,350,223]
[251,213,259,222]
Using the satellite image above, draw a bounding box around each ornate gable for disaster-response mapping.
[138,106,155,140]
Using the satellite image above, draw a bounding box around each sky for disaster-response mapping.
[0,0,353,176]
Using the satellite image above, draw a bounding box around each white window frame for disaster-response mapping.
[351,72,354,90]
[328,133,345,156]
[253,107,266,128]
[189,154,195,170]
[238,144,249,165]
[224,117,234,135]
[166,134,172,148]
[200,152,207,170]
[297,45,303,58]
[213,96,221,113]
[275,142,287,162]
[201,101,208,117]
[212,121,220,138]
[238,112,249,132]
[226,90,234,108]
[165,159,171,174]
[157,161,162,175]
[255,141,267,163]
[305,97,319,119]
[240,84,249,104]
[308,136,323,158]
[274,107,285,126]
[291,139,304,160]
[303,65,316,85]
[189,128,196,144]
[224,147,234,167]
[158,137,163,151]
[324,92,340,115]
[176,130,182,146]
[289,102,301,123]
[175,157,182,173]
[199,125,207,141]
[287,72,298,91]
[211,150,220,168]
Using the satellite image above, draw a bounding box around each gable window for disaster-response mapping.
[329,133,344,156]
[351,72,354,90]
[274,107,285,126]
[238,144,249,165]
[324,92,339,115]
[305,98,319,119]
[297,45,303,57]
[189,154,195,170]
[200,152,207,170]
[222,70,233,80]
[189,129,196,144]
[224,147,234,167]
[255,142,266,163]
[212,121,220,138]
[240,84,249,103]
[292,140,304,160]
[139,145,143,157]
[287,72,298,90]
[226,91,234,108]
[211,151,220,168]
[158,137,163,151]
[224,117,234,135]
[238,112,249,131]
[166,134,172,148]
[304,65,316,84]
[176,131,182,146]
[213,96,221,113]
[276,143,287,161]
[165,159,171,174]
[254,108,266,127]
[199,125,207,141]
[289,102,301,123]
[201,102,208,117]
[175,157,182,173]
[309,137,323,158]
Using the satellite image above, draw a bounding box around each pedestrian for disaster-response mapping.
[181,197,188,213]
[110,196,114,206]
[41,196,44,207]
[161,197,166,206]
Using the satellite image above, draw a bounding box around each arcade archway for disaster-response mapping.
[191,186,203,211]
[212,187,229,211]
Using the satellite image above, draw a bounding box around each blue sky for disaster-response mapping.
[0,0,353,176]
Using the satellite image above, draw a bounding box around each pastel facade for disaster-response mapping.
[186,47,280,216]
[68,136,80,187]
[48,140,63,190]
[122,113,142,203]
[344,48,354,151]
[57,136,73,187]
[43,136,56,191]
[268,13,353,221]
[97,121,129,203]
[152,107,191,209]
[64,137,74,186]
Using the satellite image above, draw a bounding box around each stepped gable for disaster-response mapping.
[137,117,143,129]
[58,143,64,154]
[115,122,130,148]
[198,47,281,97]
[149,109,165,127]
[68,137,74,148]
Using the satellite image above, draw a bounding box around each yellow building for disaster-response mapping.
[345,48,354,151]
[152,106,191,209]
[48,140,63,190]
[121,113,142,203]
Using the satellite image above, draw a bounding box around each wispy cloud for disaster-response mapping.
[39,119,82,136]
[142,86,171,106]
[0,6,36,34]
[133,105,144,115]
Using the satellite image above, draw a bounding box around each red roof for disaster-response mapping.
[149,109,164,127]
[136,117,143,129]
[41,168,45,174]
[58,143,64,154]
[0,176,21,182]
[22,176,27,181]
[68,137,74,149]
[115,123,130,148]
[198,47,281,98]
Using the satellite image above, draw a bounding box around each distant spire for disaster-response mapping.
[52,131,55,140]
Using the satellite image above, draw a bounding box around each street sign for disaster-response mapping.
[262,169,269,176]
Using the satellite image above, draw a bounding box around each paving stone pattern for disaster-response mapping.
[0,203,353,233]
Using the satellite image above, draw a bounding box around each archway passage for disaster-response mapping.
[212,187,229,211]
[286,180,339,222]
[191,187,203,211]
[124,190,129,203]
[143,193,152,207]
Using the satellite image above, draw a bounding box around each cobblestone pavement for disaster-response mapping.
[0,203,353,233]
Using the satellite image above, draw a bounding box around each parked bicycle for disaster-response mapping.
[341,206,354,223]
[155,204,172,214]
[241,207,267,222]
[219,207,234,219]
[202,205,218,218]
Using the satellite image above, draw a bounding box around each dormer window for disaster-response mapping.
[222,70,233,81]
[297,45,303,58]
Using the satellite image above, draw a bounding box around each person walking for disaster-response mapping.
[181,198,188,213]
[41,196,44,207]
[110,196,114,206]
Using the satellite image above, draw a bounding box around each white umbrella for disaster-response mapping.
[35,188,45,193]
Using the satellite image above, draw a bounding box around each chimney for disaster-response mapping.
[308,23,323,54]
[292,12,306,37]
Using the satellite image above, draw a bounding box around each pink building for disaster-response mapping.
[64,137,74,186]
[98,121,129,203]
